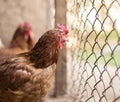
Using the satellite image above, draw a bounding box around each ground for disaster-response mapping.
[43,96,73,102]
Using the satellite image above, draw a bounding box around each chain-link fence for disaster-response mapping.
[67,0,120,102]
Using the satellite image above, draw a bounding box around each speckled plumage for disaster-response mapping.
[0,25,68,102]
[0,56,56,102]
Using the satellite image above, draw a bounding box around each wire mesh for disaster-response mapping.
[67,0,120,102]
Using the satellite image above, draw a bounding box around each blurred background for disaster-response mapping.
[0,0,120,102]
[0,0,55,45]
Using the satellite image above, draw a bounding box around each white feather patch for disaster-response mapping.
[16,69,31,75]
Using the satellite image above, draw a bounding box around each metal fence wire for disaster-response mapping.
[67,0,120,102]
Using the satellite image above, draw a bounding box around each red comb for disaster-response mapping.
[57,24,69,35]
[19,22,34,38]
[19,22,32,30]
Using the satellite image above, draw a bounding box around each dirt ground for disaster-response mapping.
[43,97,73,102]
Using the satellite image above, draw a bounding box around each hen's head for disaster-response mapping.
[29,24,69,68]
[10,22,35,50]
[56,24,69,49]
[18,22,34,39]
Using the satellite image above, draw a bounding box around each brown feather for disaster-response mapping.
[24,29,60,68]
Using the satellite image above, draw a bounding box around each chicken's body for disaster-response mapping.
[0,24,68,102]
[0,56,56,102]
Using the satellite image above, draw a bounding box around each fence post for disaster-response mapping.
[54,0,67,96]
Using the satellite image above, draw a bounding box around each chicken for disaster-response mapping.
[0,24,69,102]
[0,22,35,58]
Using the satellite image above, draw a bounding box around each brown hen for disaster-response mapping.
[0,22,35,58]
[0,24,68,102]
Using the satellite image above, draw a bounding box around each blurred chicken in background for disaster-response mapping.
[0,22,35,58]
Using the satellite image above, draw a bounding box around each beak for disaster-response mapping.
[28,31,34,39]
[66,39,69,42]
[25,34,29,40]
[62,36,69,43]
[65,35,69,42]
